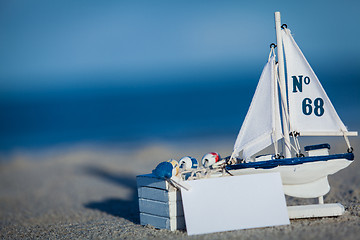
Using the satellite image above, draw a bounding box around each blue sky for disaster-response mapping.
[0,0,359,94]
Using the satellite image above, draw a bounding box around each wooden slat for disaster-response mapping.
[136,174,175,191]
[140,213,185,231]
[138,187,181,202]
[139,198,184,217]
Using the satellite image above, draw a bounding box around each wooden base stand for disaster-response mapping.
[287,203,345,219]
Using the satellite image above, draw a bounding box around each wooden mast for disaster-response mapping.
[275,11,292,158]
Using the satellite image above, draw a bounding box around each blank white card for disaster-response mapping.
[181,172,289,235]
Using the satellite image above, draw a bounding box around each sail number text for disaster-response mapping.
[292,75,324,117]
[292,75,310,93]
[302,98,324,116]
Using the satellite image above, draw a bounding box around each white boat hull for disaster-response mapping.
[227,157,352,198]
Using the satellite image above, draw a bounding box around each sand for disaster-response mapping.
[1,138,359,239]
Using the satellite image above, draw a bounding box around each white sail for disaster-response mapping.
[281,28,348,136]
[232,55,283,160]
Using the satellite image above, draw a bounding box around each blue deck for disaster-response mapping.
[225,153,354,170]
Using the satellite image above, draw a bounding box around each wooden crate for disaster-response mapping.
[137,174,185,231]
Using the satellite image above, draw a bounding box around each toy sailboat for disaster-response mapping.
[138,13,358,230]
[225,12,357,203]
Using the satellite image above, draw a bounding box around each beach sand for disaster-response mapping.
[1,138,359,239]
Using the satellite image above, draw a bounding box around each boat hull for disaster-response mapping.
[226,153,354,198]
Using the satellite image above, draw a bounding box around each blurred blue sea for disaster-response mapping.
[0,74,249,151]
[0,70,359,152]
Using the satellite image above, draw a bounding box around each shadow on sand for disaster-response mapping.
[83,165,139,224]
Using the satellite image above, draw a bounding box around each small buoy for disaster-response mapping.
[201,152,221,167]
[179,156,198,170]
[152,161,174,178]
[167,159,180,176]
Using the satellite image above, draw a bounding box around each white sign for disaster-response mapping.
[181,172,289,235]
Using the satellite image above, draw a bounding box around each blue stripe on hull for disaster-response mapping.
[226,153,354,170]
